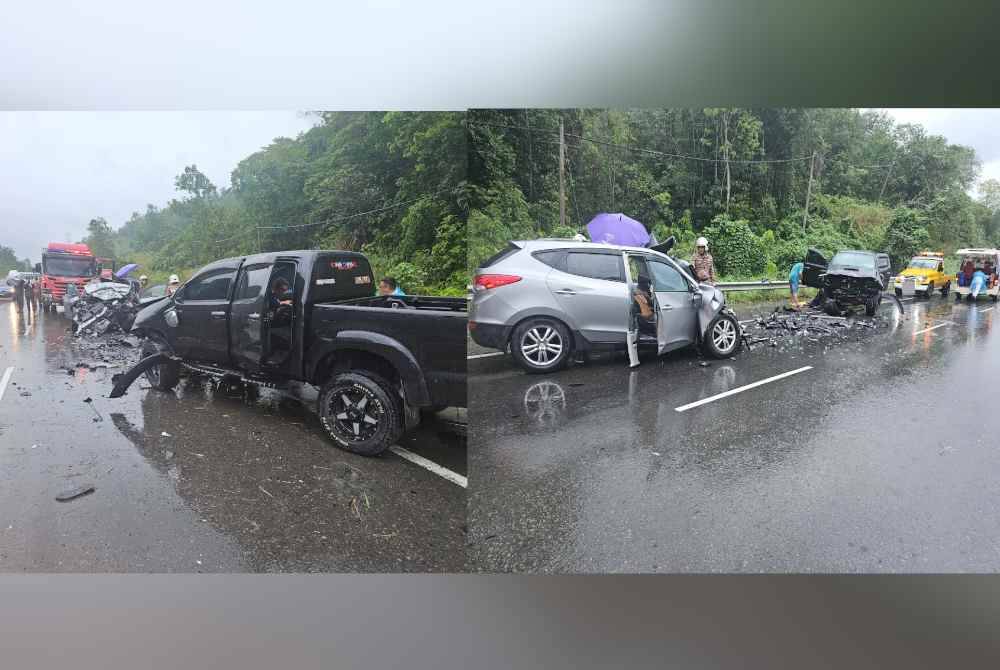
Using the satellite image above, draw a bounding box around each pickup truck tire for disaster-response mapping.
[318,372,402,456]
[864,295,880,316]
[141,338,180,392]
[511,317,571,373]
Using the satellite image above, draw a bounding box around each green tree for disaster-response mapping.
[84,217,116,258]
[174,165,217,199]
[882,208,930,270]
[0,245,21,274]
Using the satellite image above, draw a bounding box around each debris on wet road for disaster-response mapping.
[0,303,465,572]
[468,295,1000,573]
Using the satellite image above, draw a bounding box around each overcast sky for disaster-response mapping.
[0,112,317,262]
[879,108,1000,186]
[2,109,999,263]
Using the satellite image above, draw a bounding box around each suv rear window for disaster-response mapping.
[565,252,623,282]
[532,250,567,272]
[480,243,520,268]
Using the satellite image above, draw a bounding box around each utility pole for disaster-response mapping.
[802,150,817,231]
[525,109,534,200]
[559,118,566,228]
[877,158,895,205]
[723,112,731,214]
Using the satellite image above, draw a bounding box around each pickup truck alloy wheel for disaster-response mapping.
[512,318,571,373]
[319,372,402,456]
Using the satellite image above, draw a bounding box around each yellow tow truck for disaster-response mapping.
[893,251,950,298]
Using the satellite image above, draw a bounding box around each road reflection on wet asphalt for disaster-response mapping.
[468,296,1000,572]
[0,301,465,572]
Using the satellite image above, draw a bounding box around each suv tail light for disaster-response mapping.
[474,274,522,291]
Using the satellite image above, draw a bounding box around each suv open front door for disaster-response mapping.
[623,252,640,367]
[623,253,663,367]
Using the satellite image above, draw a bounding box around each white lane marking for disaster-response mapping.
[389,445,467,488]
[0,367,13,402]
[913,322,950,335]
[675,366,813,413]
[979,307,994,313]
[467,351,505,360]
[898,297,914,302]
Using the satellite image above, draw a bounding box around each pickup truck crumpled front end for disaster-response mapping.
[823,273,883,305]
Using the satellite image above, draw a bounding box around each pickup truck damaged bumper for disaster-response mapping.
[109,352,177,398]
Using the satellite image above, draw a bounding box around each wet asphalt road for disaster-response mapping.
[0,301,465,572]
[468,294,1000,573]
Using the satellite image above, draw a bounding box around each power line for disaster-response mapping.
[214,187,458,243]
[467,119,814,165]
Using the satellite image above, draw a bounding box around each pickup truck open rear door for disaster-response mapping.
[230,262,272,372]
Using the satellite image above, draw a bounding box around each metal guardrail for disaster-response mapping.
[716,279,790,292]
[466,280,790,297]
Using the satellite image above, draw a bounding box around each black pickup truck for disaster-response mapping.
[110,250,467,456]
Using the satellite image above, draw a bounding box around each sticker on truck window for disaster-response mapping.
[315,278,336,286]
[354,275,371,285]
[331,260,358,270]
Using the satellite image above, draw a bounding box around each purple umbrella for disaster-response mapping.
[586,213,650,248]
[114,263,138,279]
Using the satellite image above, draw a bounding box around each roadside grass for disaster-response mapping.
[723,286,817,305]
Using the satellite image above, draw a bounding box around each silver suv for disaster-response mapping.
[469,239,742,373]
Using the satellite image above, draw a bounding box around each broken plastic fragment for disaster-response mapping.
[56,485,95,502]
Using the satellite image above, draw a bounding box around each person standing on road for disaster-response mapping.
[690,237,717,285]
[166,274,181,296]
[788,261,805,310]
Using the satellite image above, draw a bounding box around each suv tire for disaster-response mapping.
[703,312,742,358]
[511,318,572,374]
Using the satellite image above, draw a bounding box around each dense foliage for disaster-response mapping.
[468,108,999,277]
[86,112,467,294]
[0,245,33,275]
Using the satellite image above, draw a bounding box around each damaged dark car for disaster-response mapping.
[803,248,893,316]
[110,250,467,456]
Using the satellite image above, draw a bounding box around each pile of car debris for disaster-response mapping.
[740,306,890,353]
[58,332,141,376]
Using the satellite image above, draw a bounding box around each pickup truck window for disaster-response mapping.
[182,268,236,301]
[235,263,272,301]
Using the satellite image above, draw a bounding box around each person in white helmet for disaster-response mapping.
[690,236,717,285]
[138,274,149,289]
[166,274,181,296]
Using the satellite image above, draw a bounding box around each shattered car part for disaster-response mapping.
[56,485,95,502]
[109,352,178,398]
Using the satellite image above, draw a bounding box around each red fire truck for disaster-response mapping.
[37,242,97,312]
